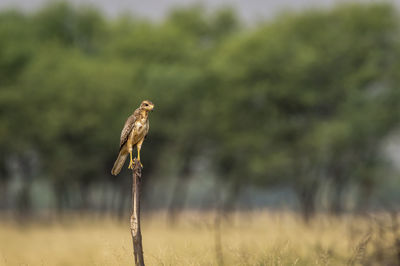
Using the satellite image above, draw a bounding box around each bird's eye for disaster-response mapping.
[145,103,148,106]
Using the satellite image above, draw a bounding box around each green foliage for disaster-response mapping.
[1,2,399,212]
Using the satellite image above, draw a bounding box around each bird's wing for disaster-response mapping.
[119,110,139,150]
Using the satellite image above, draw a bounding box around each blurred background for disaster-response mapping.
[2,0,400,264]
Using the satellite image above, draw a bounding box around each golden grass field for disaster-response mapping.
[0,211,395,265]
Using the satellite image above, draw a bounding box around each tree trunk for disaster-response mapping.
[17,156,34,220]
[167,156,191,225]
[54,182,70,216]
[0,161,9,213]
[222,179,242,219]
[297,182,318,223]
[329,175,346,215]
[0,179,9,212]
[116,177,130,220]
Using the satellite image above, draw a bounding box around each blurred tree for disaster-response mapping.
[0,2,399,220]
[210,3,400,219]
[33,2,106,54]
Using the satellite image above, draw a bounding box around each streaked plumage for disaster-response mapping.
[111,100,154,176]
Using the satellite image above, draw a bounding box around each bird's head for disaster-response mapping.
[140,100,155,112]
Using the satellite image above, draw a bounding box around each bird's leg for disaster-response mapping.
[128,148,134,169]
[136,139,144,168]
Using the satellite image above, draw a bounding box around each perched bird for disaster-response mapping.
[111,100,155,176]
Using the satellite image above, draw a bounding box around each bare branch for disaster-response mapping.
[130,159,145,266]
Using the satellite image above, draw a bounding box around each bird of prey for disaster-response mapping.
[111,100,155,176]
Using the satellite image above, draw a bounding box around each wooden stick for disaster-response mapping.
[130,158,145,266]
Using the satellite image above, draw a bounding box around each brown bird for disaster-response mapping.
[111,100,155,176]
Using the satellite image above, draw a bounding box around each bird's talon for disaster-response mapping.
[128,160,135,169]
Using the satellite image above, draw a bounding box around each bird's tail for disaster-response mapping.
[111,151,128,176]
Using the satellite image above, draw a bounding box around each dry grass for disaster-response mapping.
[0,211,385,265]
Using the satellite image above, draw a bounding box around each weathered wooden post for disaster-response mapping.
[130,158,145,266]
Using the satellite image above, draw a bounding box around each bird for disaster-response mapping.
[111,100,155,176]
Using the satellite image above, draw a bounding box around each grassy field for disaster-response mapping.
[0,211,395,265]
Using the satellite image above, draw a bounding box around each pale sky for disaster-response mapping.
[0,0,395,22]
